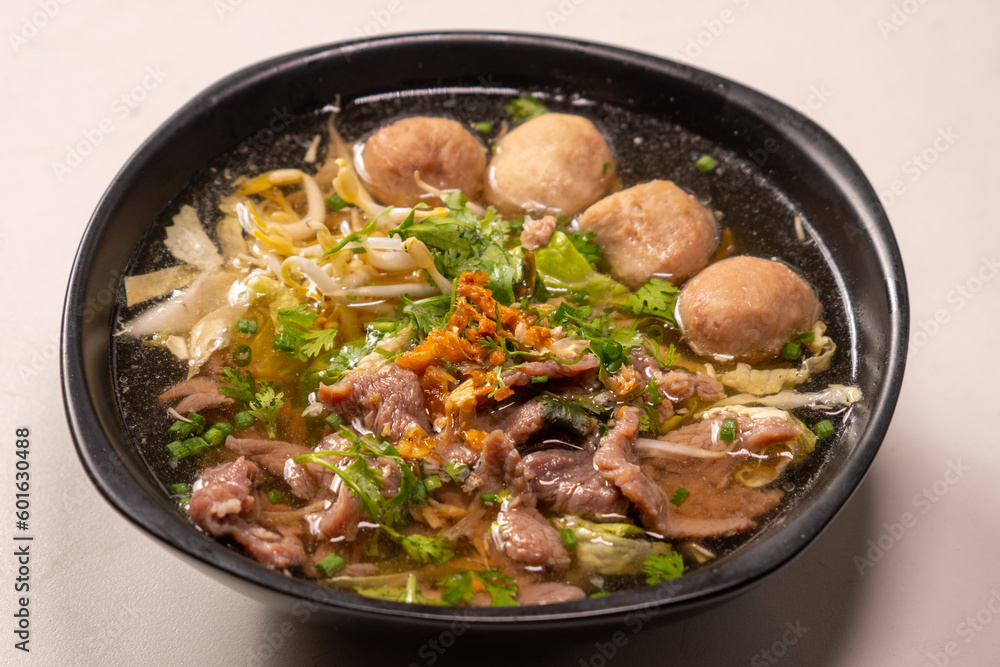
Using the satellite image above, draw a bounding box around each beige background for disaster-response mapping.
[2,1,997,665]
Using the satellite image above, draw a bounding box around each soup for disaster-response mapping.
[113,92,859,606]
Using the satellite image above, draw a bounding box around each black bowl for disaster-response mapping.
[61,32,907,632]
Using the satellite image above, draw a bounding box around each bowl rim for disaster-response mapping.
[61,30,909,629]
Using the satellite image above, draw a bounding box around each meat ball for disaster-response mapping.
[677,256,822,364]
[578,180,718,288]
[485,113,614,217]
[359,116,486,207]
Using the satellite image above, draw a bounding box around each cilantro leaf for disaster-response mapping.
[300,328,339,358]
[325,341,371,380]
[246,384,284,440]
[390,199,523,305]
[218,367,285,440]
[437,569,518,606]
[276,304,318,330]
[438,571,474,604]
[383,527,454,566]
[272,304,338,361]
[218,367,257,404]
[642,551,684,584]
[398,294,453,337]
[473,570,518,606]
[623,278,680,326]
[504,94,549,123]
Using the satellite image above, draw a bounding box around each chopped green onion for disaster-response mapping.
[169,483,190,495]
[267,490,294,505]
[670,487,690,507]
[695,154,719,172]
[479,490,509,506]
[443,460,469,483]
[424,475,443,493]
[167,420,194,439]
[272,332,297,355]
[368,320,397,334]
[559,528,578,549]
[647,380,663,406]
[794,331,815,343]
[165,440,187,458]
[530,375,549,384]
[473,121,493,133]
[186,413,206,434]
[167,436,211,460]
[203,421,235,446]
[315,552,347,577]
[644,325,665,341]
[234,411,254,430]
[589,591,610,598]
[602,161,611,175]
[781,342,801,360]
[813,419,835,440]
[233,344,252,367]
[236,319,258,335]
[719,417,737,442]
[326,192,348,211]
[325,413,344,430]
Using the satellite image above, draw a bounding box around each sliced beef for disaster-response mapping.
[227,435,344,501]
[518,582,586,605]
[315,480,364,540]
[629,349,726,408]
[319,364,431,442]
[655,414,803,456]
[158,375,232,414]
[496,493,571,571]
[433,440,481,469]
[477,430,571,571]
[188,457,304,570]
[189,456,258,526]
[474,429,521,492]
[502,400,546,445]
[521,449,628,520]
[636,413,802,536]
[734,414,803,452]
[519,215,557,250]
[230,524,308,570]
[500,354,600,388]
[695,372,726,402]
[595,408,754,539]
[594,408,673,535]
[226,436,312,480]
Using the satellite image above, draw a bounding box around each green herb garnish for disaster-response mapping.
[719,417,738,442]
[315,552,347,577]
[504,94,549,123]
[695,154,719,172]
[813,419,835,440]
[642,552,685,584]
[669,487,690,507]
[623,278,679,326]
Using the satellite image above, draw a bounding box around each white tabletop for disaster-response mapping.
[2,1,997,665]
